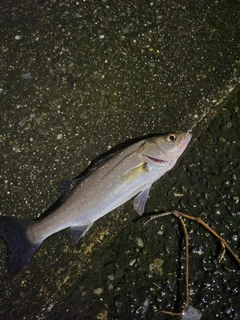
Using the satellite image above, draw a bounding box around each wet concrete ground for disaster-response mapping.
[0,1,240,319]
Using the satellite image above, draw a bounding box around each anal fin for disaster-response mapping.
[68,224,93,243]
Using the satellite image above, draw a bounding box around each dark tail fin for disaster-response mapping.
[0,216,41,276]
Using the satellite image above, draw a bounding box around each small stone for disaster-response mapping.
[129,259,136,266]
[22,72,31,80]
[93,287,103,295]
[136,237,144,247]
[57,134,63,140]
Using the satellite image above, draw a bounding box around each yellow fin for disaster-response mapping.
[122,163,148,183]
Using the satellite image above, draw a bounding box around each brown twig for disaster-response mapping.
[172,210,240,264]
[144,210,240,317]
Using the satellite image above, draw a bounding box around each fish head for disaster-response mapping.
[142,132,192,167]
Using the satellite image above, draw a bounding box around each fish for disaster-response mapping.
[0,132,192,276]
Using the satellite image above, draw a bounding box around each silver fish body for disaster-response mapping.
[0,132,191,275]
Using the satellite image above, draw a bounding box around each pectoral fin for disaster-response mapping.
[122,163,148,183]
[133,186,151,215]
[68,223,93,243]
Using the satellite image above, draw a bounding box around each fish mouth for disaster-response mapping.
[179,132,192,149]
[147,155,168,163]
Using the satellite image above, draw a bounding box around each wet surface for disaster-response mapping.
[41,98,239,320]
[0,0,240,319]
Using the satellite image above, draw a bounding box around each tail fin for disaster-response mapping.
[0,216,41,276]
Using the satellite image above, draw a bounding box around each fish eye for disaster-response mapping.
[166,134,177,142]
